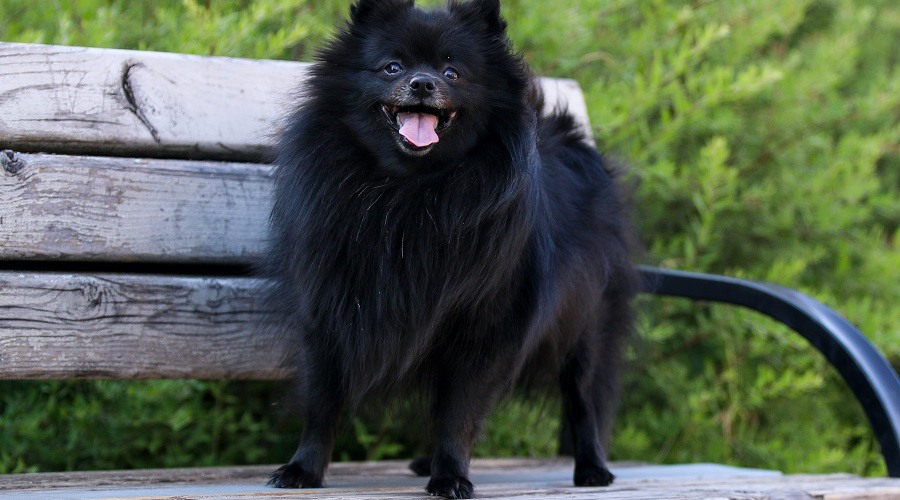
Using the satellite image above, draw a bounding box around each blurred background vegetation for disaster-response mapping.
[0,0,897,477]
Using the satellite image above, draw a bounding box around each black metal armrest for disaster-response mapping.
[639,266,900,477]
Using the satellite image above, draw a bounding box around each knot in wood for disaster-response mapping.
[82,282,104,307]
[1,150,25,175]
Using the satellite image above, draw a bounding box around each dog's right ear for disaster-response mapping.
[449,0,507,36]
[350,0,414,24]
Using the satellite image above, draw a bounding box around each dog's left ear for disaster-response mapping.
[453,0,507,35]
[480,0,506,34]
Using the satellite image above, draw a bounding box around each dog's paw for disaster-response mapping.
[266,462,323,489]
[426,474,475,498]
[409,456,432,477]
[574,464,615,487]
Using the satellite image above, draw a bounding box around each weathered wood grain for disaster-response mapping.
[0,459,898,499]
[0,152,271,263]
[0,271,286,379]
[0,42,307,161]
[0,42,594,160]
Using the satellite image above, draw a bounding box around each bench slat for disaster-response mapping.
[0,272,284,379]
[2,460,899,499]
[0,152,270,263]
[0,42,593,161]
[0,43,306,161]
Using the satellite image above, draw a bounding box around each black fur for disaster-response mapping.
[262,0,637,497]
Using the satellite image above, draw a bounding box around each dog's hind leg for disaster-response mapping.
[408,455,432,476]
[561,294,632,487]
[560,340,615,486]
[559,315,628,487]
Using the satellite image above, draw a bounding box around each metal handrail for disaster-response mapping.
[639,266,900,477]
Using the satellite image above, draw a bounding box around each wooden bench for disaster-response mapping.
[1,41,899,498]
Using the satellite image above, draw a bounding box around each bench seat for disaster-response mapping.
[2,459,899,499]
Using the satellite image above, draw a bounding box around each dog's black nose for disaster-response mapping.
[409,75,436,98]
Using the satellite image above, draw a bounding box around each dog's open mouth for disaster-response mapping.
[381,104,458,151]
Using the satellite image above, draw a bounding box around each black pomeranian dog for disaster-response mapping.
[262,0,637,497]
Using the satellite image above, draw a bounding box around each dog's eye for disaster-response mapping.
[383,62,403,75]
[443,67,460,80]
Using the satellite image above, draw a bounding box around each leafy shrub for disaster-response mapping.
[0,0,896,476]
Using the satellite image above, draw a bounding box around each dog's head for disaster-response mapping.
[311,0,528,169]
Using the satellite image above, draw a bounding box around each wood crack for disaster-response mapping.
[120,61,161,143]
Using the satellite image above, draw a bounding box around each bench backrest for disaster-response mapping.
[0,42,594,380]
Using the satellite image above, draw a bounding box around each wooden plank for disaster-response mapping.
[0,42,594,160]
[0,459,898,499]
[0,152,270,263]
[0,42,307,161]
[0,271,286,380]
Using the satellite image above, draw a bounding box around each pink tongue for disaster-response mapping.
[398,112,439,147]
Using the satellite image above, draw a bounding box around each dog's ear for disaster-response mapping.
[350,0,414,24]
[452,0,507,36]
[474,0,505,33]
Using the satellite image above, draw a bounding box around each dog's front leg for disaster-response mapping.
[426,357,514,499]
[268,361,344,489]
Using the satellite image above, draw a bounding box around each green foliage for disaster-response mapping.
[0,380,301,473]
[0,0,896,477]
[0,0,344,60]
[549,0,897,475]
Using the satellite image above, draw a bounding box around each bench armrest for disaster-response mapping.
[639,266,900,477]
